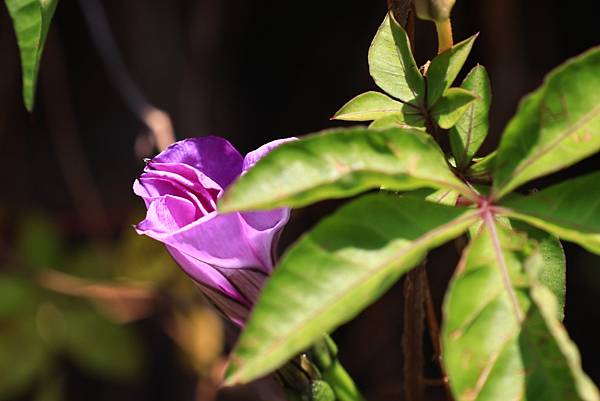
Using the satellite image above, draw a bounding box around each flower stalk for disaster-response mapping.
[435,18,454,53]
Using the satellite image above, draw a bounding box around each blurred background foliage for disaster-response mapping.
[0,1,599,400]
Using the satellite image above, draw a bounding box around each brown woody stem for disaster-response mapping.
[402,264,426,401]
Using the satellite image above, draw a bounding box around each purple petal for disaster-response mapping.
[135,165,219,215]
[200,284,250,327]
[135,176,210,216]
[167,246,252,326]
[166,247,269,327]
[136,211,271,271]
[136,195,198,233]
[166,245,245,301]
[242,137,297,172]
[240,208,290,264]
[152,136,243,188]
[144,162,221,197]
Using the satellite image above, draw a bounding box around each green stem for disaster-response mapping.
[310,335,366,401]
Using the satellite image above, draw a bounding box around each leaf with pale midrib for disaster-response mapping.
[430,87,477,129]
[332,91,404,121]
[368,14,424,103]
[425,34,478,107]
[449,65,492,169]
[220,126,474,212]
[443,224,598,401]
[492,47,600,198]
[224,194,478,385]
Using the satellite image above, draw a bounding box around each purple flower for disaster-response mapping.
[133,136,292,326]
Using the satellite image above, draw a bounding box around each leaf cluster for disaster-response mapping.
[220,13,600,401]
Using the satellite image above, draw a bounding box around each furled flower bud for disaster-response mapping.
[133,136,293,326]
[414,0,456,22]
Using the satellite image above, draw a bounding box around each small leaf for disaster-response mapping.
[430,87,477,129]
[225,194,478,385]
[369,113,407,129]
[467,151,495,181]
[492,47,600,198]
[219,127,475,212]
[425,33,478,107]
[426,188,459,206]
[443,225,598,401]
[5,0,58,111]
[370,108,426,129]
[332,91,404,121]
[368,14,424,103]
[499,171,600,254]
[450,65,492,169]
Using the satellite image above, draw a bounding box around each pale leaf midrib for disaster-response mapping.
[231,211,478,381]
[497,102,600,195]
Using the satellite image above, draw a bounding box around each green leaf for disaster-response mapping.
[430,87,477,129]
[369,110,426,129]
[225,194,478,385]
[219,127,475,212]
[425,33,478,107]
[423,188,460,206]
[5,0,58,111]
[492,47,600,198]
[450,65,492,169]
[368,14,424,103]
[443,224,598,401]
[467,151,496,181]
[369,113,407,129]
[499,171,600,254]
[332,91,404,121]
[511,221,566,320]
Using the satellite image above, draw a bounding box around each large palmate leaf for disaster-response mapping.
[492,47,600,198]
[450,65,492,169]
[220,127,475,212]
[425,33,478,107]
[225,194,478,385]
[499,171,600,254]
[332,91,404,121]
[5,0,58,111]
[443,225,598,401]
[368,14,424,103]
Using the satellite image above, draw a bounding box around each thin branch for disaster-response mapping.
[77,0,175,151]
[423,270,454,401]
[402,264,426,401]
[41,31,111,238]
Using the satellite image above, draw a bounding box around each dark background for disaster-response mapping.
[0,1,599,400]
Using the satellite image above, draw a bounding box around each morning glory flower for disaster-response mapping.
[133,136,292,326]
